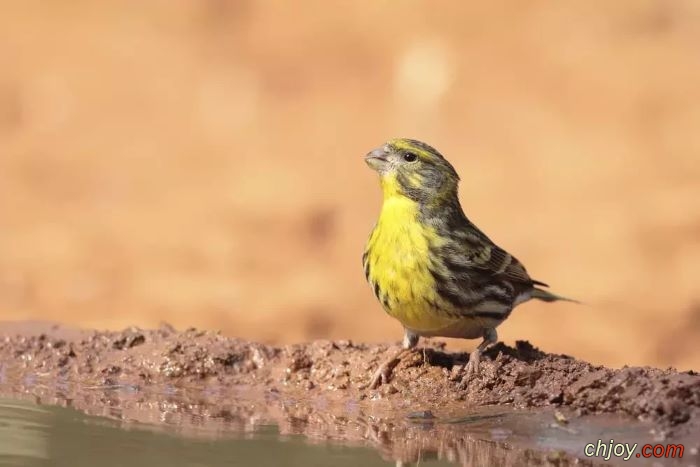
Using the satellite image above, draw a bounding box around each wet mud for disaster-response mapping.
[0,323,699,465]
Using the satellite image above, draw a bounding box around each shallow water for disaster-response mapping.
[3,394,697,467]
[0,398,451,467]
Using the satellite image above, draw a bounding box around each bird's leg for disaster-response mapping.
[369,331,419,389]
[458,328,498,387]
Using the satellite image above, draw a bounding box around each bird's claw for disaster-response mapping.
[368,350,408,389]
[455,350,481,389]
[369,357,402,389]
[369,366,391,389]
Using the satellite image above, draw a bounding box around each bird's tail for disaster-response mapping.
[531,287,579,304]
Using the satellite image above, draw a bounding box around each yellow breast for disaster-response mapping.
[363,181,457,332]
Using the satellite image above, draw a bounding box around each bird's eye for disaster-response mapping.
[403,152,418,162]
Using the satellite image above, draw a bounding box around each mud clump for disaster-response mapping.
[0,324,698,437]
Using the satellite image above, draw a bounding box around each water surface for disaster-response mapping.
[0,398,451,467]
[0,393,695,467]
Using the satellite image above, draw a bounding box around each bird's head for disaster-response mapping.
[365,138,460,203]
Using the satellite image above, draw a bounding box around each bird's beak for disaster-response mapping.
[365,147,388,171]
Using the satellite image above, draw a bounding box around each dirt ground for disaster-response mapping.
[1,324,698,438]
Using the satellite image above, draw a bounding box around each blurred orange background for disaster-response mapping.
[1,1,698,370]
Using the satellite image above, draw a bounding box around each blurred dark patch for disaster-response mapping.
[686,304,700,330]
[303,309,333,339]
[17,154,90,202]
[199,0,251,27]
[0,272,36,309]
[0,82,22,132]
[305,207,336,248]
[656,303,700,363]
[624,1,677,36]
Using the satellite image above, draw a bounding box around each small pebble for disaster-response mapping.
[553,410,568,424]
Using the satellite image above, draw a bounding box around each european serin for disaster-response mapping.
[363,138,574,389]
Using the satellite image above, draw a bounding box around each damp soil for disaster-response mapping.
[0,322,699,466]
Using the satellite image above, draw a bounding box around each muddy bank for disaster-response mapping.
[0,326,700,464]
[1,324,698,428]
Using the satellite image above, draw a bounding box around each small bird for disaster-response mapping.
[362,138,575,389]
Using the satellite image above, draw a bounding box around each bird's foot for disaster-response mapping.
[454,349,481,390]
[454,328,498,389]
[369,348,413,389]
